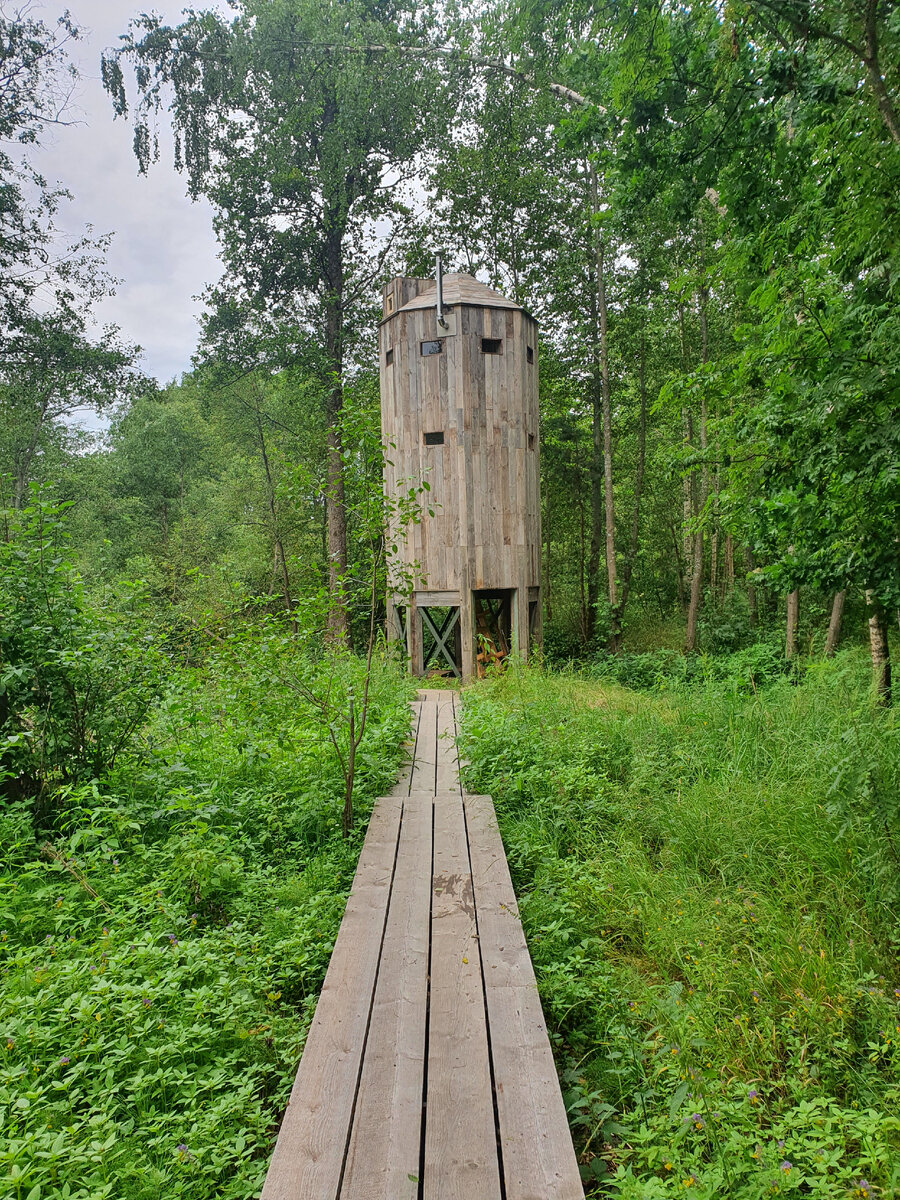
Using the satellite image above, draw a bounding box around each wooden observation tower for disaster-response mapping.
[379,264,541,681]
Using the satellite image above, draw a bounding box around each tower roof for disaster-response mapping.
[397,272,522,313]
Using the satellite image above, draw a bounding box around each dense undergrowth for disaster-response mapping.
[459,657,900,1199]
[1,622,412,1199]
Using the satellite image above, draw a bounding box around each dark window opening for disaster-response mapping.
[421,339,443,356]
[481,337,502,355]
[424,431,444,446]
[526,345,534,363]
[386,295,394,312]
[385,347,394,364]
[528,433,535,450]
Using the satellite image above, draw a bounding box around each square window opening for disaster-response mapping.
[421,339,443,356]
[481,337,502,355]
[424,431,445,446]
[385,347,394,364]
[526,345,534,363]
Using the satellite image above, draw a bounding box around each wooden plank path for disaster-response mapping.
[261,689,583,1200]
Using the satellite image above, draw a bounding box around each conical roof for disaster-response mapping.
[398,272,521,313]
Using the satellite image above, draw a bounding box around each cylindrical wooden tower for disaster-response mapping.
[379,270,541,681]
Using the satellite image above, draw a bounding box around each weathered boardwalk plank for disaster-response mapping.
[464,792,583,1200]
[261,690,583,1200]
[425,791,501,1199]
[340,792,432,1199]
[260,796,403,1200]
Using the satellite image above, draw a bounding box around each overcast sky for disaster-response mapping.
[32,0,225,387]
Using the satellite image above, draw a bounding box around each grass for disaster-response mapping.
[458,653,900,1199]
[1,628,413,1199]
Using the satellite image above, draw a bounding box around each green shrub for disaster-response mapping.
[1,494,165,812]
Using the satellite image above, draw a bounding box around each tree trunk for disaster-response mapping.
[323,228,349,644]
[685,278,709,654]
[586,275,603,642]
[866,590,892,705]
[824,589,847,657]
[744,547,758,627]
[253,393,296,632]
[588,164,618,651]
[785,589,799,659]
[685,531,704,652]
[681,404,693,605]
[724,534,735,594]
[617,327,647,624]
[544,490,552,624]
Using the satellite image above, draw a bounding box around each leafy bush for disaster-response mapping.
[1,495,164,811]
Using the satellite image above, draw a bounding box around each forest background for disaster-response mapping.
[2,0,899,1197]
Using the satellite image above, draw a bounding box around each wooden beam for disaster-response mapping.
[260,797,404,1200]
[340,793,433,1199]
[425,792,502,1199]
[463,793,583,1200]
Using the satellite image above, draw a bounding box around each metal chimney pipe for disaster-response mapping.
[435,253,447,329]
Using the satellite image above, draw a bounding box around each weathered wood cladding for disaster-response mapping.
[379,274,541,679]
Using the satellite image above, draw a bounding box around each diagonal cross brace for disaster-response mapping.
[420,606,461,678]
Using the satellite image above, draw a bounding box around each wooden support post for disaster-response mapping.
[460,586,475,683]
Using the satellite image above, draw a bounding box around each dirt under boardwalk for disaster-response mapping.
[260,690,584,1200]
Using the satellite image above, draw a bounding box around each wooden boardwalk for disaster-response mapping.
[261,690,583,1200]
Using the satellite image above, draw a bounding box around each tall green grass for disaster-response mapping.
[459,655,900,1198]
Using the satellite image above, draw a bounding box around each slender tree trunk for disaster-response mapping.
[785,589,799,659]
[669,517,686,609]
[13,393,52,509]
[618,327,647,623]
[681,442,693,602]
[589,163,618,651]
[824,589,847,657]
[599,242,619,650]
[544,490,552,623]
[744,547,758,627]
[316,86,351,645]
[587,359,603,641]
[253,396,297,632]
[586,277,603,643]
[866,589,892,705]
[724,534,735,594]
[685,531,704,652]
[685,275,709,653]
[677,303,693,600]
[579,470,588,642]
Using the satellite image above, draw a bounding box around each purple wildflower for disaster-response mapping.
[59,1056,70,1065]
[780,1161,792,1172]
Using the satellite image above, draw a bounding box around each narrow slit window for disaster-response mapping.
[386,295,394,312]
[528,433,535,450]
[385,347,394,364]
[424,431,445,446]
[481,337,502,354]
[526,345,534,363]
[421,339,443,356]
